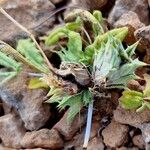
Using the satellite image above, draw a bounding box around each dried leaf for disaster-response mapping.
[58,62,90,85]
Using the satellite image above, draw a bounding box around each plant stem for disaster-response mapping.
[0,7,55,73]
[83,101,93,148]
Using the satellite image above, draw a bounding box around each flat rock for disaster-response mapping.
[0,0,55,43]
[108,0,150,26]
[21,129,63,149]
[114,11,145,44]
[0,114,26,149]
[102,120,129,148]
[114,106,150,127]
[53,110,86,140]
[132,134,145,149]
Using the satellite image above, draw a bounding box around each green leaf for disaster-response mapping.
[0,51,21,72]
[66,17,83,31]
[45,27,67,46]
[93,36,122,84]
[67,98,83,124]
[119,90,143,109]
[57,93,83,124]
[136,102,149,112]
[45,87,65,103]
[84,27,129,64]
[65,9,104,36]
[107,59,146,88]
[17,39,49,73]
[0,42,22,84]
[0,71,18,85]
[125,41,139,58]
[143,74,150,98]
[93,27,128,49]
[82,89,92,105]
[28,78,49,89]
[57,31,85,63]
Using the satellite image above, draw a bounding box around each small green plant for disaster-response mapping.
[120,74,150,112]
[0,8,148,148]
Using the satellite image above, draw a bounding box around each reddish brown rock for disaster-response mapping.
[114,106,150,127]
[53,111,86,140]
[21,129,63,149]
[116,147,139,150]
[133,134,145,149]
[127,80,144,92]
[134,25,150,53]
[87,137,104,150]
[0,114,26,149]
[102,120,129,148]
[114,11,145,44]
[108,0,150,26]
[148,0,150,7]
[90,121,101,139]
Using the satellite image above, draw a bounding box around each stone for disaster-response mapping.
[114,106,150,127]
[0,68,51,131]
[116,147,139,150]
[102,120,129,148]
[146,143,150,150]
[21,129,63,149]
[24,149,46,150]
[18,89,51,131]
[63,131,84,150]
[148,0,150,7]
[0,144,16,150]
[114,11,145,44]
[127,80,144,92]
[87,137,104,150]
[90,121,101,139]
[132,134,145,149]
[50,0,64,4]
[139,123,150,143]
[53,110,86,140]
[0,114,26,149]
[69,0,108,10]
[134,25,150,53]
[0,0,55,43]
[108,0,150,26]
[143,55,150,64]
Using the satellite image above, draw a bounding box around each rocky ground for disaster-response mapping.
[0,0,150,149]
